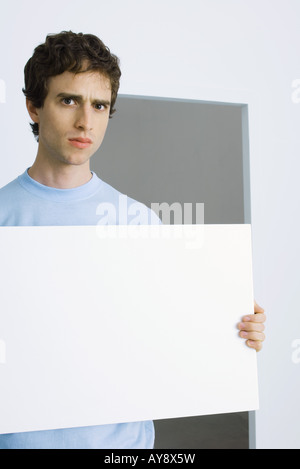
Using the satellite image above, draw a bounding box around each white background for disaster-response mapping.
[0,0,299,448]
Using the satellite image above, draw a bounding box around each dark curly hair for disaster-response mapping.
[22,31,121,140]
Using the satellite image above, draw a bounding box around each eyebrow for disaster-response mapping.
[56,92,111,107]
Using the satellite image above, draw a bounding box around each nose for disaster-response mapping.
[74,105,93,131]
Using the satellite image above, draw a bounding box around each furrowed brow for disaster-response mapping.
[56,92,111,107]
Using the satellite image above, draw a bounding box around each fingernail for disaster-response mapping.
[243,316,251,322]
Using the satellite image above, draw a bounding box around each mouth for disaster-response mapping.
[68,138,93,149]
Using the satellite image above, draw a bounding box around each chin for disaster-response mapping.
[61,153,92,167]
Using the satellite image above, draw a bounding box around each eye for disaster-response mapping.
[62,97,75,105]
[95,103,105,111]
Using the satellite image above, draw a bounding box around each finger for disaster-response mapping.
[247,339,263,352]
[239,330,265,342]
[242,312,266,323]
[254,300,265,314]
[238,321,265,332]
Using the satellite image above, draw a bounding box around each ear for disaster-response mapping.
[26,98,40,124]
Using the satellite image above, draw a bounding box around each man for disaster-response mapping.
[0,31,266,449]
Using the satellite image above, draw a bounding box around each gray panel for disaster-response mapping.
[153,413,249,449]
[91,96,244,224]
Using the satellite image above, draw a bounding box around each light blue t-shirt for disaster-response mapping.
[0,169,160,449]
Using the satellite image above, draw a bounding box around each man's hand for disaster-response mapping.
[238,301,266,352]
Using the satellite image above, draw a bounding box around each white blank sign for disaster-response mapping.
[0,224,258,434]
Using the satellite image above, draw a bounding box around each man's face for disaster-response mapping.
[29,69,112,168]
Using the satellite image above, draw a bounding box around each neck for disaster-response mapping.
[28,154,93,189]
